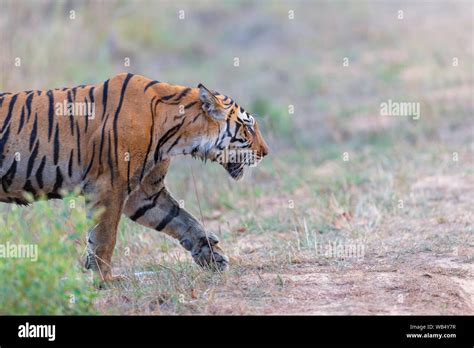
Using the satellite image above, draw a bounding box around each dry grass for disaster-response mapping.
[97,139,473,314]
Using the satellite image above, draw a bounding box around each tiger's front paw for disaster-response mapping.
[190,233,229,272]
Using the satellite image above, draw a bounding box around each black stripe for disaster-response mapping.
[223,100,234,109]
[25,92,34,122]
[184,101,197,109]
[231,122,242,142]
[190,146,199,157]
[84,98,89,132]
[214,132,223,148]
[225,118,232,137]
[144,80,160,91]
[161,93,176,101]
[129,203,154,221]
[89,86,95,104]
[26,140,40,178]
[82,141,96,179]
[67,90,75,136]
[107,131,114,186]
[1,94,17,133]
[167,135,182,154]
[75,120,82,165]
[52,166,64,194]
[0,124,11,167]
[29,112,38,151]
[101,79,109,120]
[53,124,60,165]
[98,114,110,170]
[1,159,17,192]
[192,112,202,123]
[129,188,163,221]
[68,149,74,178]
[155,204,180,231]
[172,88,191,102]
[17,106,25,134]
[86,87,95,133]
[35,156,46,189]
[23,180,37,196]
[47,90,54,141]
[140,98,157,181]
[113,73,133,165]
[153,118,186,162]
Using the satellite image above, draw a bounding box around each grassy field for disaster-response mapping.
[0,0,473,314]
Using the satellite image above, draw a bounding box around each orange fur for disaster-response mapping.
[0,73,269,283]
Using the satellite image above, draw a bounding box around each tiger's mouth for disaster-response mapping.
[225,162,245,180]
[223,154,263,180]
[199,146,264,180]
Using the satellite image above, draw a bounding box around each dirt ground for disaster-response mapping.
[187,175,473,315]
[207,250,473,315]
[95,167,473,315]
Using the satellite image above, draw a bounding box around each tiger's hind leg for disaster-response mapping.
[84,181,127,285]
[124,185,229,272]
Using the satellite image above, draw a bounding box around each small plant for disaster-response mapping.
[0,195,97,315]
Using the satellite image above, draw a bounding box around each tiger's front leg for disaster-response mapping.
[124,186,229,272]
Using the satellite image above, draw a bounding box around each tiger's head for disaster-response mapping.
[196,84,269,180]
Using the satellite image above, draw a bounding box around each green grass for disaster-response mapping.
[0,196,96,315]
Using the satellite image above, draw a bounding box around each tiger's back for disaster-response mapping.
[0,73,154,203]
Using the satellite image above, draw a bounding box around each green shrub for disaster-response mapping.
[0,196,97,314]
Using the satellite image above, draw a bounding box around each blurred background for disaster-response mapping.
[0,0,473,314]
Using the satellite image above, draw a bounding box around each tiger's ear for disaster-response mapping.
[198,83,226,120]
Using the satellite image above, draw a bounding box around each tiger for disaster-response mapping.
[0,73,269,284]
